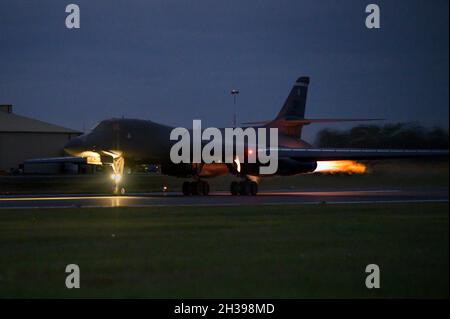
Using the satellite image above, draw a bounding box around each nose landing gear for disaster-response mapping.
[111,157,126,196]
[113,185,126,196]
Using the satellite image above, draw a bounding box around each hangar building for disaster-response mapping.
[0,104,82,173]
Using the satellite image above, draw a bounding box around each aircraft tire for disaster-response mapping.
[249,181,258,196]
[202,181,210,196]
[113,185,126,196]
[239,181,251,196]
[230,181,239,195]
[190,181,199,195]
[182,181,191,196]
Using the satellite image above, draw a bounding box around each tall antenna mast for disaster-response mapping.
[231,89,239,127]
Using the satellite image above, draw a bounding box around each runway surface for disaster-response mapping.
[0,188,448,209]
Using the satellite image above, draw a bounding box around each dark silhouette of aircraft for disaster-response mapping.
[29,76,448,195]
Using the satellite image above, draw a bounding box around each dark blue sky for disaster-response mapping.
[0,0,448,141]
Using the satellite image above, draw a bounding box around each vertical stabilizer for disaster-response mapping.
[275,76,309,121]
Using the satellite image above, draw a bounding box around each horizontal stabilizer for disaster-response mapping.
[263,148,449,161]
[242,118,384,126]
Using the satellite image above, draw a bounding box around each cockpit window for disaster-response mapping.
[89,122,100,133]
[88,120,114,133]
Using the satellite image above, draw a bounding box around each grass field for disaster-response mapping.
[0,203,448,298]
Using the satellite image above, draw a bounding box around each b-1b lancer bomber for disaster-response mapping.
[29,76,449,195]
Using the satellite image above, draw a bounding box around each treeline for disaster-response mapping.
[315,123,449,149]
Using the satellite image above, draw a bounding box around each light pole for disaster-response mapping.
[231,89,239,127]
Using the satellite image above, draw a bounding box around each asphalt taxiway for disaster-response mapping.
[0,188,448,209]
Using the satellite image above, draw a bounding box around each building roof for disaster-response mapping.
[0,109,81,134]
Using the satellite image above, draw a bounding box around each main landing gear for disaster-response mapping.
[180,179,258,196]
[230,180,258,196]
[182,180,210,196]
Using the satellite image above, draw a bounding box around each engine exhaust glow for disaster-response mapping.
[314,160,367,174]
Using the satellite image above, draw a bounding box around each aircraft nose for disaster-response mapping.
[64,136,85,156]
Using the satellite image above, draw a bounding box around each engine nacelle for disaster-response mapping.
[230,159,317,176]
[276,159,317,176]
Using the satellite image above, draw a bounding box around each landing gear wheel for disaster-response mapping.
[230,180,258,196]
[113,185,126,196]
[201,181,210,196]
[249,181,258,196]
[182,181,191,196]
[191,181,199,195]
[239,181,251,196]
[230,181,239,195]
[195,181,210,196]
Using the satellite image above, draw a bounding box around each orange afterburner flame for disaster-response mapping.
[314,160,367,174]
